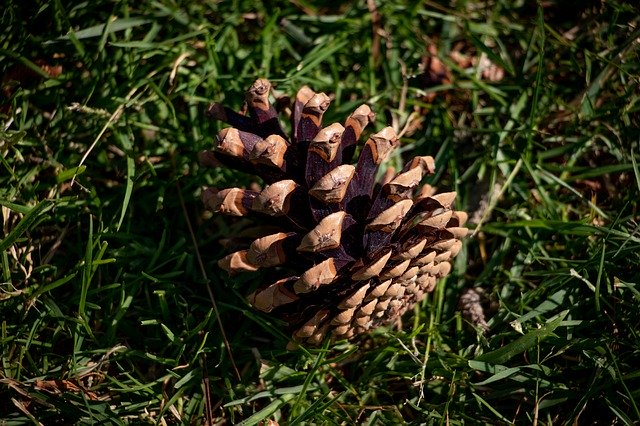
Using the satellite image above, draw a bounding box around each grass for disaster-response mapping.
[1,0,639,424]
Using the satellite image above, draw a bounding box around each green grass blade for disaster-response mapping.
[79,216,93,320]
[114,132,135,231]
[55,18,152,41]
[474,310,568,365]
[238,394,295,426]
[0,200,54,252]
[56,166,87,184]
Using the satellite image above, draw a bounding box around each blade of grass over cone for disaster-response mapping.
[473,310,568,365]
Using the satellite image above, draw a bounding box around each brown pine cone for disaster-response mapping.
[201,78,467,347]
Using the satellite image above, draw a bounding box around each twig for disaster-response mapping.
[367,0,382,66]
[69,86,137,188]
[201,353,217,425]
[175,183,241,381]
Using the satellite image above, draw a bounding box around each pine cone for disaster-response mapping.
[201,79,467,347]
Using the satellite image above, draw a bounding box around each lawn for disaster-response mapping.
[1,0,639,424]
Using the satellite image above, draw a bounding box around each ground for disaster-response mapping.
[1,0,639,424]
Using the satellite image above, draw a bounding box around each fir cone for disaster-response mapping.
[201,78,467,347]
